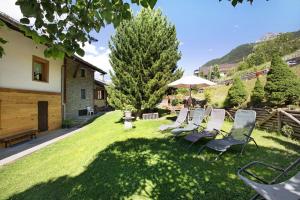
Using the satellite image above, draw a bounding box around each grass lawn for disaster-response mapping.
[193,76,267,107]
[0,111,299,200]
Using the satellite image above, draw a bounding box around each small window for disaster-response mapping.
[81,89,86,99]
[80,68,86,77]
[32,56,49,82]
[97,90,104,100]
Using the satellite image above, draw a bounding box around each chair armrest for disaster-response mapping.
[238,161,285,184]
[243,134,257,142]
[213,129,224,136]
[219,129,230,137]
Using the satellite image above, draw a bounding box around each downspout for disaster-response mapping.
[62,57,67,121]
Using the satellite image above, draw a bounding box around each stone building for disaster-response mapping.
[62,57,107,120]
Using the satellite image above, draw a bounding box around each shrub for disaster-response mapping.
[62,119,74,128]
[264,55,300,106]
[171,99,180,106]
[282,124,294,137]
[237,61,250,71]
[204,90,212,104]
[225,77,248,108]
[250,77,265,107]
[213,102,220,108]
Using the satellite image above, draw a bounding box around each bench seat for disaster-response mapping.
[0,130,37,148]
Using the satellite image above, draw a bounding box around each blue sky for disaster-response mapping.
[94,0,300,75]
[1,0,300,76]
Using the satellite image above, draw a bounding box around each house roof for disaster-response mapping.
[70,56,107,74]
[0,11,107,75]
[95,80,107,86]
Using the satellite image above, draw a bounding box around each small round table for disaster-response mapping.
[123,116,135,129]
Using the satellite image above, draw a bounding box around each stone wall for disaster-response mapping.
[65,58,94,119]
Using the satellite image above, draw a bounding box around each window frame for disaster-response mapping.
[80,68,86,78]
[96,89,105,100]
[32,55,49,83]
[81,89,86,99]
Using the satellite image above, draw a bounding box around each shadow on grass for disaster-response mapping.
[166,116,177,121]
[263,135,300,153]
[9,137,299,200]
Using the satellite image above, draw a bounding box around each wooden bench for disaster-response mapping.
[0,130,37,148]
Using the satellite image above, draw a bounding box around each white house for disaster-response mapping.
[0,12,63,141]
[0,12,108,147]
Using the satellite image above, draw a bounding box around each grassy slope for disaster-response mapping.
[0,111,299,200]
[194,64,300,107]
[194,76,267,107]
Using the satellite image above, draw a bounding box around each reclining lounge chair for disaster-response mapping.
[159,108,188,131]
[170,108,205,137]
[184,109,225,148]
[198,109,258,159]
[238,157,300,200]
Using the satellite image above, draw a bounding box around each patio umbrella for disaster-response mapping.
[168,75,216,98]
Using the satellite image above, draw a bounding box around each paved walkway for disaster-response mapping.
[0,112,105,166]
[0,127,84,166]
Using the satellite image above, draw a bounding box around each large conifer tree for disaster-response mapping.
[264,55,300,106]
[107,9,182,115]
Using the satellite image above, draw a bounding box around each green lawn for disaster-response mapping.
[193,76,267,107]
[0,111,299,200]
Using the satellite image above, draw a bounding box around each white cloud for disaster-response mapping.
[234,24,239,29]
[79,43,112,75]
[208,48,213,52]
[99,46,106,51]
[82,43,99,55]
[0,0,22,20]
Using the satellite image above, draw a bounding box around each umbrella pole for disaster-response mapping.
[188,85,192,121]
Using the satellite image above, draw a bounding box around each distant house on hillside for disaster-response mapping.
[195,63,237,78]
[0,12,108,145]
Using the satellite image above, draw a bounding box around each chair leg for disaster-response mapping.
[250,193,261,200]
[186,141,196,150]
[215,151,224,161]
[252,139,259,149]
[240,143,247,155]
[198,145,206,154]
[169,135,176,142]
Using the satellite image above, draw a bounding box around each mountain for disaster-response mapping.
[203,43,254,67]
[202,30,300,68]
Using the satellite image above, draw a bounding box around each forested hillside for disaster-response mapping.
[202,30,300,68]
[203,43,254,66]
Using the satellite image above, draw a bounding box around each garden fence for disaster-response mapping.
[226,108,300,138]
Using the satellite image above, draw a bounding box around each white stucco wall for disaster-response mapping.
[0,27,62,92]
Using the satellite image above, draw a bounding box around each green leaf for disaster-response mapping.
[148,0,157,8]
[0,37,7,44]
[16,1,38,17]
[76,48,85,57]
[20,17,30,24]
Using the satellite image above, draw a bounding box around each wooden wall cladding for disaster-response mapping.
[0,88,62,141]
